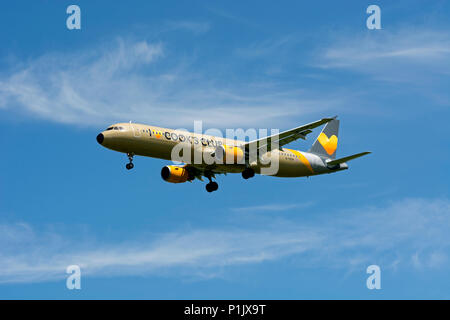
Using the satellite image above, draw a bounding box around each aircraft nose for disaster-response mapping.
[96,133,104,144]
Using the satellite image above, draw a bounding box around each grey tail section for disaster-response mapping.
[308,118,339,159]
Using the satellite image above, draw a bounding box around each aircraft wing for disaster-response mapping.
[244,117,336,152]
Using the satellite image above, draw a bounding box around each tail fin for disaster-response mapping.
[308,118,339,159]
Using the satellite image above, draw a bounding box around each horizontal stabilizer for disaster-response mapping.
[326,152,371,166]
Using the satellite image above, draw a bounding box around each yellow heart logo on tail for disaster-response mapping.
[317,133,338,155]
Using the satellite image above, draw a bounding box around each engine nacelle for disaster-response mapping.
[161,165,190,183]
[215,145,245,164]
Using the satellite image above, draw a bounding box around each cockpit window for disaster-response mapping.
[106,126,125,131]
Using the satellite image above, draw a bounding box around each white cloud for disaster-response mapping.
[0,198,449,284]
[317,29,450,81]
[0,225,321,283]
[0,37,339,129]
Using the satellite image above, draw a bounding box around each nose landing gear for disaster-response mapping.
[126,153,134,170]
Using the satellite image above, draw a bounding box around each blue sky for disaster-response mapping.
[0,0,449,299]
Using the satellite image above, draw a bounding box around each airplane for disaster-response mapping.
[96,117,370,192]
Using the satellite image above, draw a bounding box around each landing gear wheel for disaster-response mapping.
[206,181,219,192]
[126,152,134,170]
[242,168,255,179]
[126,163,134,170]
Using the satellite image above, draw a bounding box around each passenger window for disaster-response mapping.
[113,127,119,130]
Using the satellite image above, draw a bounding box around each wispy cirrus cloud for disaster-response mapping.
[0,223,321,284]
[1,198,449,284]
[6,27,448,129]
[317,28,450,81]
[0,37,340,129]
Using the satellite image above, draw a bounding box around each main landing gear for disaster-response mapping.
[242,167,255,179]
[205,173,219,193]
[206,181,219,192]
[126,153,134,170]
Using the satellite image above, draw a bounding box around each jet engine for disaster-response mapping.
[214,145,245,164]
[161,165,191,183]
